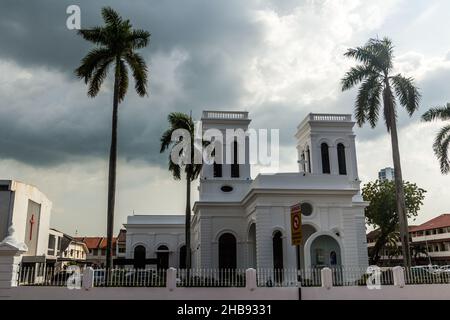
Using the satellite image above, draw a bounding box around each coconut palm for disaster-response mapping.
[342,37,421,267]
[75,7,150,270]
[422,103,450,174]
[160,112,203,269]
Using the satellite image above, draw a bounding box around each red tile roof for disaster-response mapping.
[75,237,117,249]
[409,214,450,232]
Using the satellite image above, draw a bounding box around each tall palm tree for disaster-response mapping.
[160,112,203,269]
[75,7,150,270]
[422,103,450,174]
[342,37,421,267]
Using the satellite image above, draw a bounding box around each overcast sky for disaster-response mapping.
[1,0,449,236]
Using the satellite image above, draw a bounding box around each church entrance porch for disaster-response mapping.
[310,235,341,268]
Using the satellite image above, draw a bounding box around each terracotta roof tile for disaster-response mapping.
[409,214,450,232]
[74,236,117,249]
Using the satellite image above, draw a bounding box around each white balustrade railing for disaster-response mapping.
[310,114,352,122]
[202,111,248,120]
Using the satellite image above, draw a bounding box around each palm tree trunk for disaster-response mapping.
[388,105,412,267]
[105,57,120,274]
[185,174,192,270]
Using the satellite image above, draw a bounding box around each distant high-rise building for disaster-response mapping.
[378,167,395,181]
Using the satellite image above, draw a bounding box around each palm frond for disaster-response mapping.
[87,57,114,97]
[341,65,379,91]
[117,59,129,102]
[354,74,382,127]
[160,129,175,153]
[77,27,107,45]
[128,29,151,49]
[367,79,383,128]
[433,124,450,174]
[383,85,397,133]
[125,52,148,96]
[168,156,182,180]
[344,37,394,75]
[101,7,122,26]
[422,103,450,122]
[391,74,421,116]
[75,48,114,83]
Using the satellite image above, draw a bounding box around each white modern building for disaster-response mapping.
[378,167,395,182]
[124,111,369,273]
[0,180,52,265]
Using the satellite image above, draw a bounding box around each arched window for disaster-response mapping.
[212,148,222,178]
[337,143,347,175]
[231,140,240,178]
[219,233,237,269]
[157,245,169,270]
[134,245,146,269]
[272,231,284,283]
[179,245,187,269]
[306,146,311,173]
[248,224,256,268]
[321,143,330,174]
[301,152,306,172]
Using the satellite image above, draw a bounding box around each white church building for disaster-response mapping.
[124,111,369,272]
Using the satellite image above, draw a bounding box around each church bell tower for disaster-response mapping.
[198,110,252,202]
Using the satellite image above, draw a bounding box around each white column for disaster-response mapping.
[255,207,272,269]
[329,145,338,175]
[321,267,333,289]
[245,268,257,291]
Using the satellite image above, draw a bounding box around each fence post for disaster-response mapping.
[245,268,257,291]
[392,266,405,288]
[321,267,333,289]
[82,267,94,290]
[167,267,177,291]
[0,227,28,290]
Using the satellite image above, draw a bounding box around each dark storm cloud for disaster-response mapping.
[0,0,261,71]
[0,0,263,167]
[1,0,449,168]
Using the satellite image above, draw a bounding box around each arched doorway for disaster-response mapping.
[179,245,186,269]
[273,231,284,283]
[310,235,341,268]
[157,245,170,270]
[218,233,237,269]
[134,245,146,269]
[300,224,317,269]
[248,224,256,268]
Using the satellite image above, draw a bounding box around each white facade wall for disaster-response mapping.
[0,180,52,258]
[125,215,185,268]
[125,112,369,271]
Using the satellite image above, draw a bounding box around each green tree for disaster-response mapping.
[342,37,421,266]
[422,103,450,174]
[363,180,426,265]
[160,112,203,269]
[75,7,150,270]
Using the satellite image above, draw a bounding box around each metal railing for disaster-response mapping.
[404,266,450,285]
[17,265,450,288]
[18,265,84,286]
[176,268,246,287]
[94,268,166,287]
[256,268,322,287]
[330,267,394,286]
